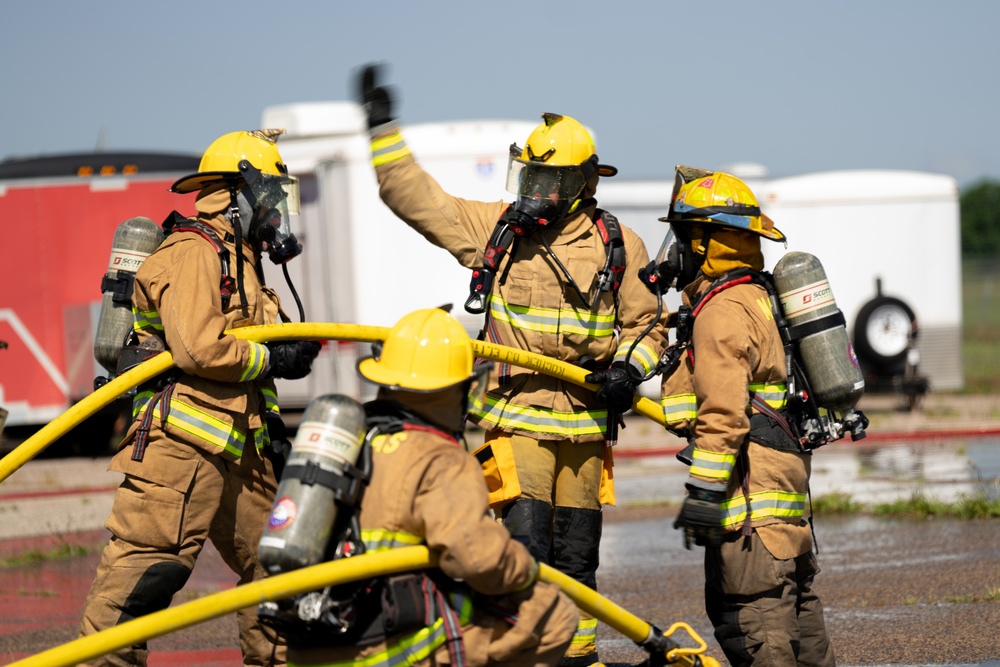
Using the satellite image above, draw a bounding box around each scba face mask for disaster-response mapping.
[640,224,707,294]
[503,149,588,235]
[237,159,302,264]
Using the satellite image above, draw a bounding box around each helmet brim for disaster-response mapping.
[170,171,241,194]
[357,356,471,393]
[658,213,786,243]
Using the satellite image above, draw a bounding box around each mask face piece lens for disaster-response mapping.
[505,158,586,202]
[467,361,493,414]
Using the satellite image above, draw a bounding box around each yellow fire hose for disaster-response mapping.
[7,546,717,667]
[1,322,702,665]
[0,322,665,484]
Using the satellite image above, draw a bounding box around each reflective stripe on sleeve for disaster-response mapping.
[371,131,411,167]
[689,447,736,483]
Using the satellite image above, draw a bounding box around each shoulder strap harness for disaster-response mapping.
[162,212,236,309]
[465,207,626,315]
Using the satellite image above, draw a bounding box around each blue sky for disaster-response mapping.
[3,0,997,188]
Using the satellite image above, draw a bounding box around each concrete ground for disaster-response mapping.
[1,389,998,665]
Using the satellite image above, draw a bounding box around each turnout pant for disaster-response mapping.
[496,433,605,665]
[705,531,835,667]
[78,430,285,666]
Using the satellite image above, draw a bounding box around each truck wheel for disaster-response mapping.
[853,295,917,375]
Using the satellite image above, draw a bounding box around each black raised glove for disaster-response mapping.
[673,481,726,549]
[265,413,292,479]
[356,63,395,130]
[265,341,321,380]
[585,362,639,414]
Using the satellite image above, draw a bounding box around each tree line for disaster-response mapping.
[961,180,1000,256]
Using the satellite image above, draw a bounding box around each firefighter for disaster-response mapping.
[77,129,321,667]
[651,167,835,667]
[284,307,579,667]
[353,65,667,667]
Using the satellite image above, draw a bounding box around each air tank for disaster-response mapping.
[772,251,865,412]
[258,394,368,574]
[93,217,163,374]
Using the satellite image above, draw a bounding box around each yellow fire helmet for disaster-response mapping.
[506,113,617,204]
[358,308,488,393]
[661,165,785,242]
[171,129,293,194]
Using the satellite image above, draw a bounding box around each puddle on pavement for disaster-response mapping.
[810,436,1000,503]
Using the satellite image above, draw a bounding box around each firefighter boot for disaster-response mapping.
[552,506,603,667]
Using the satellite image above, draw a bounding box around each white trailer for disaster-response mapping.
[259,102,536,405]
[260,102,964,407]
[756,170,963,392]
[599,169,964,394]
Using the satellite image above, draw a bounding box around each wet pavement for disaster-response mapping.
[2,392,1000,665]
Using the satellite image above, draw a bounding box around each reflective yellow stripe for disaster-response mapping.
[470,395,607,438]
[361,529,424,552]
[614,339,658,374]
[262,388,279,413]
[240,341,269,381]
[371,131,411,167]
[661,393,697,422]
[571,616,598,645]
[132,307,162,333]
[720,489,806,527]
[134,396,249,458]
[488,294,616,338]
[689,448,736,482]
[748,382,788,409]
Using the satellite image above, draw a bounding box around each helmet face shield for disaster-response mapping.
[466,360,493,415]
[238,160,302,264]
[506,156,587,203]
[650,223,705,291]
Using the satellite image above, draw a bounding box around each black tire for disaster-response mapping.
[853,295,917,376]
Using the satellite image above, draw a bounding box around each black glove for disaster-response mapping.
[265,413,292,479]
[673,481,726,549]
[265,340,321,380]
[356,63,395,130]
[585,362,639,414]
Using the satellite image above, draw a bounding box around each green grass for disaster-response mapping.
[811,490,1000,519]
[0,540,96,568]
[961,257,1000,392]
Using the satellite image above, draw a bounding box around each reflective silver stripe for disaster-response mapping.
[689,448,736,482]
[661,393,696,422]
[361,529,424,552]
[470,395,607,438]
[240,341,268,381]
[614,339,658,373]
[488,295,616,338]
[748,382,788,409]
[132,307,162,333]
[371,132,411,167]
[721,490,806,527]
[262,388,279,413]
[135,396,249,458]
[570,616,598,646]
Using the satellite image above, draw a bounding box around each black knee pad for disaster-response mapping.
[501,498,554,563]
[552,506,602,589]
[118,561,192,625]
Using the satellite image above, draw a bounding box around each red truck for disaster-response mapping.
[0,151,198,453]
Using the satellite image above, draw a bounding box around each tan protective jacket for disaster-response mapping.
[661,275,812,559]
[125,212,282,461]
[370,127,667,443]
[294,409,572,666]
